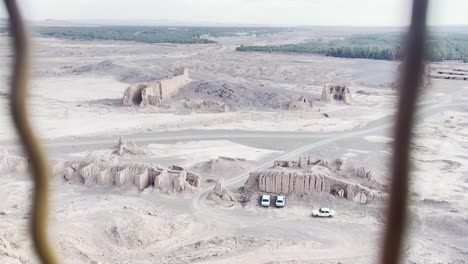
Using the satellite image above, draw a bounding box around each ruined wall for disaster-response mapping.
[54,153,200,193]
[321,84,352,105]
[0,148,28,175]
[112,136,147,156]
[122,67,191,107]
[122,84,147,106]
[280,96,313,111]
[244,169,387,203]
[159,67,190,98]
[140,83,162,106]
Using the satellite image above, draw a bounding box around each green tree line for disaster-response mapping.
[31,26,289,44]
[237,33,468,62]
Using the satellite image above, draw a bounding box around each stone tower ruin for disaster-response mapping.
[321,84,352,105]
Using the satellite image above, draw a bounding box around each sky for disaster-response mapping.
[1,0,467,27]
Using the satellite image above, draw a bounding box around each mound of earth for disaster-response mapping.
[191,156,254,177]
[104,210,181,249]
[38,59,169,83]
[182,100,230,112]
[173,80,315,110]
[160,236,294,264]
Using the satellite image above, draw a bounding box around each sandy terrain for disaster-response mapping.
[0,30,467,264]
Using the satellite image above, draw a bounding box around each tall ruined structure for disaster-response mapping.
[122,67,191,107]
[321,84,352,105]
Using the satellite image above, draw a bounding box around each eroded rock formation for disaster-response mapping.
[123,67,191,107]
[321,84,352,105]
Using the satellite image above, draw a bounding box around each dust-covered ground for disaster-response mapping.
[0,29,467,264]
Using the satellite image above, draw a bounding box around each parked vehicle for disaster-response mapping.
[312,207,335,217]
[261,194,270,207]
[275,195,286,207]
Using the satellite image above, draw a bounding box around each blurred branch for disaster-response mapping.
[3,0,58,263]
[381,0,429,264]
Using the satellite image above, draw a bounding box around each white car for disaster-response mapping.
[312,207,335,217]
[275,195,286,207]
[261,195,270,207]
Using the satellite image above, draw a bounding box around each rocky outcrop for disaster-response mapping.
[244,169,386,203]
[123,67,191,107]
[281,96,313,111]
[321,84,352,105]
[112,137,146,156]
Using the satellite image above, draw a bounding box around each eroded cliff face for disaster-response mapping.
[321,84,352,105]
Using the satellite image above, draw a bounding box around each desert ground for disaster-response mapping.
[0,29,467,264]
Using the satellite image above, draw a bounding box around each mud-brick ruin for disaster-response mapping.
[244,156,387,204]
[122,67,191,106]
[53,153,200,193]
[0,148,27,175]
[321,84,352,105]
[1,139,200,193]
[281,96,313,111]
